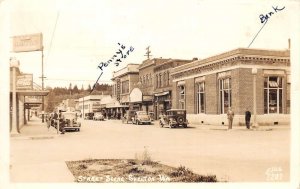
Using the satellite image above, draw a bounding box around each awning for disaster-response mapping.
[154,91,169,97]
[15,90,49,96]
[106,101,129,108]
[130,88,143,102]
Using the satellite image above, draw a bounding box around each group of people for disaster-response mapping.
[226,107,252,130]
[47,110,65,134]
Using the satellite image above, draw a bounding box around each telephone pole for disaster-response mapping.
[144,46,152,59]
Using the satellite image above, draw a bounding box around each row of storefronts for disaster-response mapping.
[10,58,49,134]
[69,47,290,126]
[107,48,290,126]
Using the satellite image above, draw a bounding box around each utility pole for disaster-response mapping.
[41,46,46,123]
[144,46,152,59]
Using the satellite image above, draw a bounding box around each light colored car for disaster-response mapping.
[61,112,81,131]
[93,112,104,121]
[132,111,152,125]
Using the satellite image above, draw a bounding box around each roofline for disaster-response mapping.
[172,47,290,74]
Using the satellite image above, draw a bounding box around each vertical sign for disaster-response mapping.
[116,79,120,101]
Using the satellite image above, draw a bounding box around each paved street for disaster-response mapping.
[10,117,290,182]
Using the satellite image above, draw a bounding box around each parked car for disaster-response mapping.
[159,109,188,128]
[93,112,104,121]
[61,111,81,131]
[122,110,136,124]
[84,113,94,120]
[132,111,152,125]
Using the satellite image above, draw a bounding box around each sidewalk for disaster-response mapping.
[189,123,290,131]
[11,116,60,139]
[10,116,74,182]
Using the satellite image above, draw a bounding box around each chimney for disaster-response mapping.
[288,38,291,50]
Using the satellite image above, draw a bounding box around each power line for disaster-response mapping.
[46,11,60,62]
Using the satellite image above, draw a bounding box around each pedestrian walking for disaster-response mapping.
[245,109,251,129]
[227,107,234,130]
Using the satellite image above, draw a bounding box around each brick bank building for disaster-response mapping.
[171,48,290,126]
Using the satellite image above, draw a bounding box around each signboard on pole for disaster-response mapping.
[12,33,43,52]
[16,74,33,90]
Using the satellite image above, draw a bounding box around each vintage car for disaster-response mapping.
[61,111,81,131]
[93,112,104,121]
[159,109,188,128]
[132,111,152,125]
[84,112,94,120]
[122,110,136,124]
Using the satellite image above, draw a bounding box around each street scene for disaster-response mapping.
[10,116,290,182]
[2,0,299,188]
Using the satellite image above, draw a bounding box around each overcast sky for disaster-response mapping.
[2,0,300,88]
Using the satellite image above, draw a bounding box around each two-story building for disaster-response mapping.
[153,58,194,119]
[171,48,290,126]
[110,64,139,117]
[129,58,169,113]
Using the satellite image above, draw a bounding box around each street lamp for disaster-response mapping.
[10,58,20,135]
[252,68,259,128]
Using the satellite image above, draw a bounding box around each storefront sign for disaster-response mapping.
[116,79,121,101]
[12,33,43,52]
[16,74,33,90]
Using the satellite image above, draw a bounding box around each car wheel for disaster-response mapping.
[177,116,185,125]
[183,124,187,128]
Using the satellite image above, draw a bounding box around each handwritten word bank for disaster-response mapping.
[259,6,285,24]
[91,43,134,93]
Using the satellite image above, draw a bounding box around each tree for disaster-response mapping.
[87,84,92,92]
[68,83,72,95]
[73,85,79,94]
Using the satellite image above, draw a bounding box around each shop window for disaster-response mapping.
[264,76,283,114]
[121,80,129,94]
[196,82,205,113]
[163,72,166,87]
[219,78,231,114]
[178,85,185,109]
[156,74,158,89]
[159,74,162,88]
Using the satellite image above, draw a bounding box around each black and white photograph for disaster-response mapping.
[0,0,300,188]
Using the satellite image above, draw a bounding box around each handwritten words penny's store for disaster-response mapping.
[171,48,290,126]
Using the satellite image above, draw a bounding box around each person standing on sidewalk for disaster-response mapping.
[245,108,251,129]
[227,107,234,130]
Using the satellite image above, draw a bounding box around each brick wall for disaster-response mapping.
[185,78,195,114]
[232,68,253,115]
[256,69,265,115]
[172,82,178,109]
[205,73,218,114]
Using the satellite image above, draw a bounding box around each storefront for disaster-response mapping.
[153,91,172,120]
[129,88,153,112]
[171,48,290,126]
